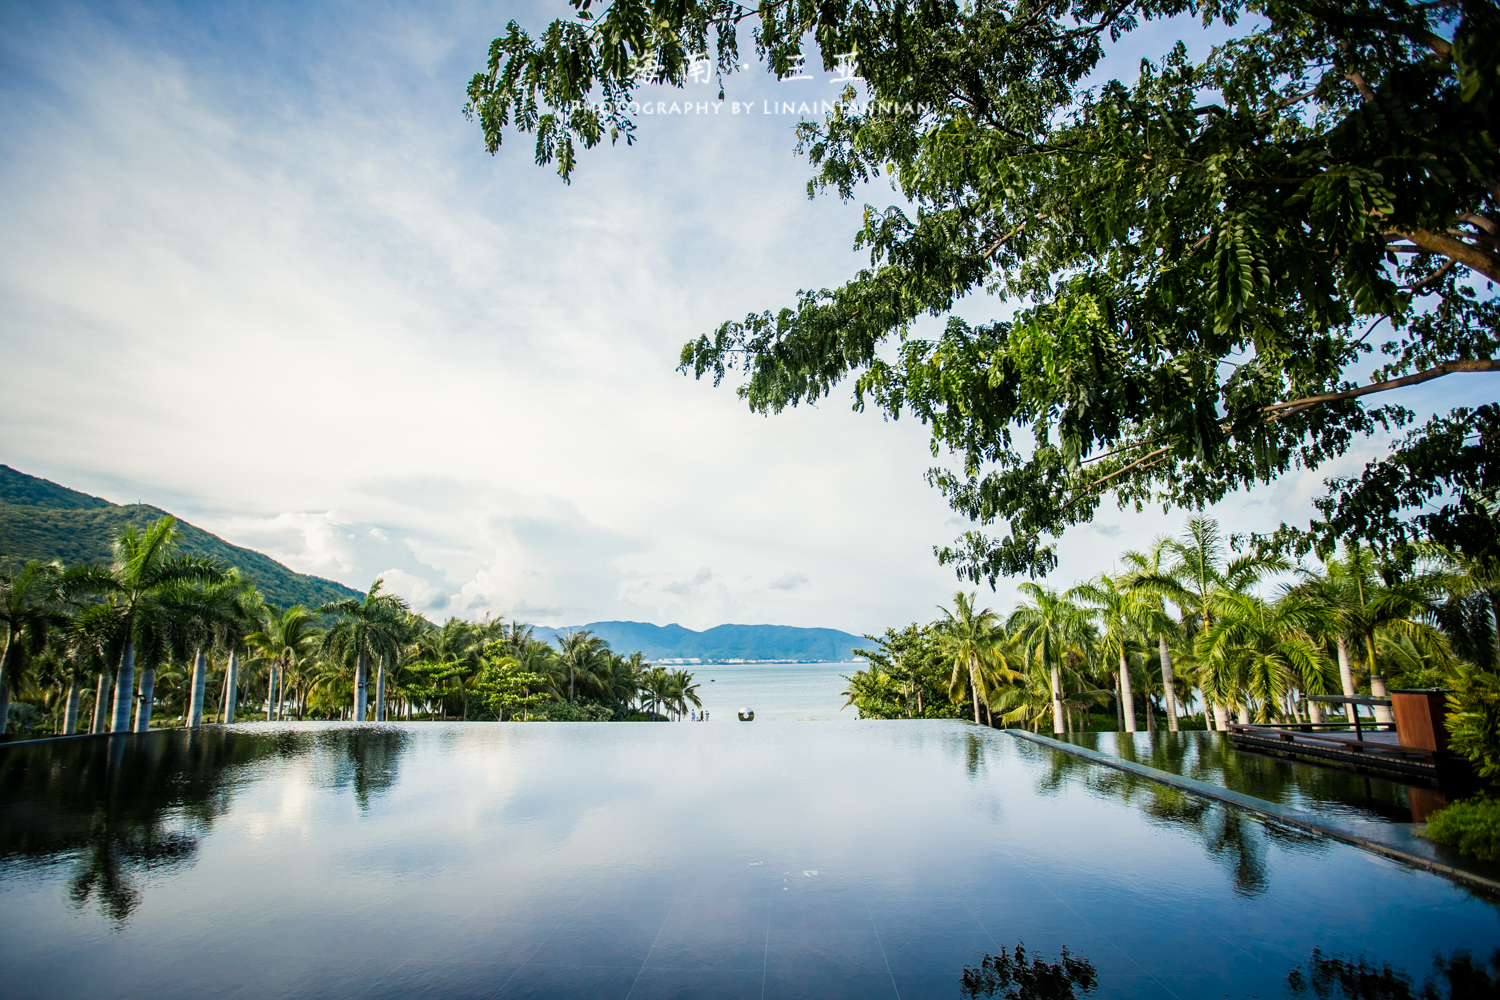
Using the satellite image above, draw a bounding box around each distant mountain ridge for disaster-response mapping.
[0,465,361,609]
[530,620,868,663]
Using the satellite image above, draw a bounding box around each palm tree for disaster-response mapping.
[0,561,73,734]
[1197,592,1338,723]
[78,520,229,733]
[936,592,1017,726]
[246,605,320,724]
[1129,517,1287,729]
[318,581,412,722]
[555,630,606,705]
[1070,573,1166,734]
[1120,540,1187,732]
[409,618,485,720]
[1009,584,1094,734]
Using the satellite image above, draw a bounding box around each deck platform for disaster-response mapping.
[1227,724,1447,778]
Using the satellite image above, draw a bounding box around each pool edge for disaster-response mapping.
[1007,729,1500,899]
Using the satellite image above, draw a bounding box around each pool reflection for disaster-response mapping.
[0,722,1495,1000]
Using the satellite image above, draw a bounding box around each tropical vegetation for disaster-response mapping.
[0,516,690,735]
[844,516,1500,781]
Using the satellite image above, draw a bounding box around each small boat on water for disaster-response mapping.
[737,708,754,721]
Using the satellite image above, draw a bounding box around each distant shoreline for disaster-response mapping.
[657,658,866,666]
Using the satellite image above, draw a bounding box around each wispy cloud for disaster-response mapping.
[1,1,1483,631]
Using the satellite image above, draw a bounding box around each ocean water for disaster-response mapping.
[686,662,857,721]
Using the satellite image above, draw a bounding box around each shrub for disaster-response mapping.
[525,700,614,722]
[1446,665,1500,781]
[1427,796,1500,863]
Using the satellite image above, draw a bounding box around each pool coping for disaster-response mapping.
[1007,729,1500,898]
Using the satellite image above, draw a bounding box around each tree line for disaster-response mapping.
[844,517,1500,780]
[0,517,703,735]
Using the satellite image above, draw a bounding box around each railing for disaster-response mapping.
[1306,694,1393,741]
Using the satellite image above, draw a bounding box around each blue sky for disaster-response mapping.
[1,1,1491,633]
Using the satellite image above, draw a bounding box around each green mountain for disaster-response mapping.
[0,465,361,609]
[531,621,869,662]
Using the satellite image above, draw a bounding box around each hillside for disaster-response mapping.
[0,465,361,609]
[530,621,869,662]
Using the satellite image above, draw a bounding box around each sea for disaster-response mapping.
[684,662,860,722]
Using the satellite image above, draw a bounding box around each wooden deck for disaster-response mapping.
[1227,724,1446,778]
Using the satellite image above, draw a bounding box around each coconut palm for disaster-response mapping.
[1127,518,1287,729]
[936,592,1018,726]
[1009,584,1094,734]
[1197,592,1338,723]
[409,618,486,720]
[246,605,320,724]
[318,581,412,723]
[1120,540,1188,731]
[73,519,230,733]
[1070,574,1167,733]
[0,561,74,734]
[554,630,607,705]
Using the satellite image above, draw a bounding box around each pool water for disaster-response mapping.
[1,722,1496,999]
[1058,731,1431,824]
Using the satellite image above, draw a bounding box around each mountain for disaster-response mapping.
[0,465,361,609]
[529,621,869,662]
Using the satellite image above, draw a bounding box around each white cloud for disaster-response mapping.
[0,2,1488,634]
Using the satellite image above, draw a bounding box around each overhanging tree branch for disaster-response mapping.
[1262,360,1500,418]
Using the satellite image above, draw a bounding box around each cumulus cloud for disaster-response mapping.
[769,571,808,591]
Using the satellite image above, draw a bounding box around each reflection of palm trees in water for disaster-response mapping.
[318,727,409,810]
[0,727,408,926]
[67,814,196,926]
[1286,947,1500,999]
[961,942,1098,998]
[1029,743,1289,896]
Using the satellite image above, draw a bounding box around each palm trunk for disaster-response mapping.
[224,650,239,723]
[970,659,981,725]
[1307,697,1322,724]
[1114,673,1124,730]
[1119,650,1136,733]
[1203,696,1216,731]
[1213,703,1231,730]
[1336,638,1356,723]
[1158,635,1178,732]
[133,667,156,732]
[1370,673,1393,723]
[0,638,15,734]
[62,673,81,734]
[187,648,208,727]
[91,672,110,733]
[1236,704,1252,725]
[354,651,367,722]
[376,659,387,722]
[1050,663,1064,735]
[111,641,136,733]
[266,668,277,722]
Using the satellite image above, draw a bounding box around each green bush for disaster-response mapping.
[1427,796,1500,863]
[624,712,668,722]
[1446,665,1500,782]
[525,700,614,722]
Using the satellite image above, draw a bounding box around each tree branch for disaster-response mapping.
[1262,360,1500,418]
[1393,228,1500,282]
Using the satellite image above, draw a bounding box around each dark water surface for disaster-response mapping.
[1,722,1496,999]
[1058,731,1428,824]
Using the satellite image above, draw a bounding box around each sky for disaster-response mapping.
[0,1,1491,635]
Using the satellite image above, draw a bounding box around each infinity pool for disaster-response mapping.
[1,722,1496,999]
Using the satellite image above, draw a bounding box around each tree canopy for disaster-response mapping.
[468,0,1498,580]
